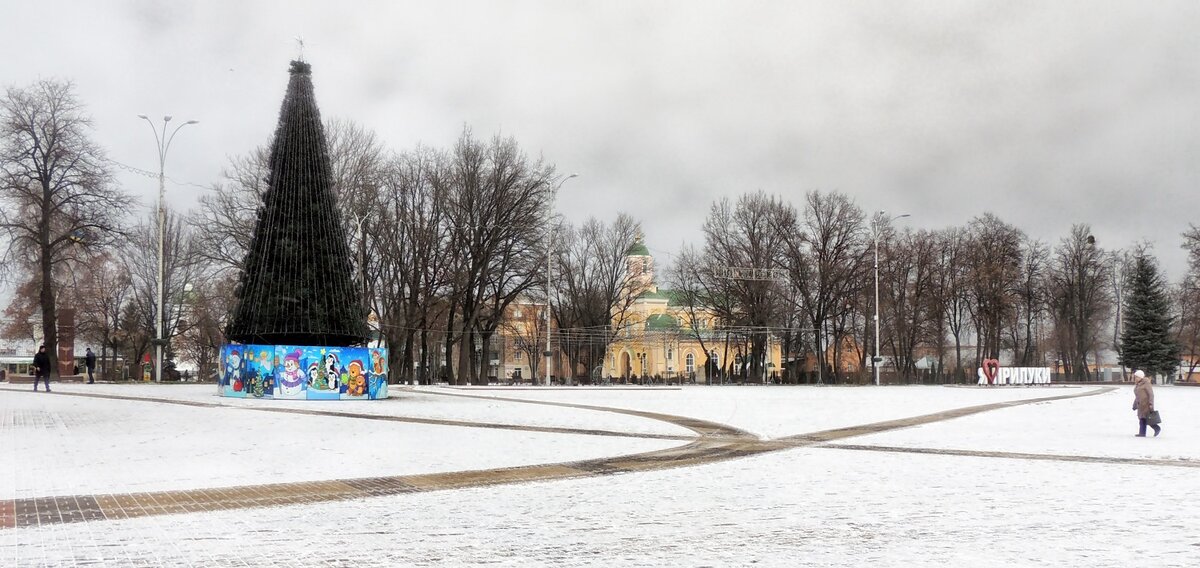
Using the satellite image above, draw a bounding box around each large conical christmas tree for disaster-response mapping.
[1119,254,1180,378]
[226,60,368,347]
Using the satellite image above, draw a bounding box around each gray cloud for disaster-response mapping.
[1,0,1197,278]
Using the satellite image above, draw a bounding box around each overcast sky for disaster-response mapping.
[2,0,1198,279]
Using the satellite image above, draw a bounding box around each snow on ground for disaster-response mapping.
[5,446,1197,567]
[2,382,1197,567]
[30,382,694,438]
[853,384,1200,461]
[0,387,678,500]
[440,384,1102,438]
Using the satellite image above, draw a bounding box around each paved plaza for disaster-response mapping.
[2,382,1197,566]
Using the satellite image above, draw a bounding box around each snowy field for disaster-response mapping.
[2,382,1197,567]
[0,385,680,500]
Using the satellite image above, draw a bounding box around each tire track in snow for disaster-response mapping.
[0,385,1114,529]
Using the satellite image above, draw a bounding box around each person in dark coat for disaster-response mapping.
[85,347,97,384]
[1132,370,1160,437]
[32,344,51,392]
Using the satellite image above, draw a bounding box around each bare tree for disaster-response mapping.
[371,147,452,384]
[1045,225,1112,380]
[1,277,41,343]
[194,147,268,273]
[1173,282,1200,381]
[964,213,1024,362]
[175,276,231,382]
[928,227,973,380]
[778,191,869,383]
[73,254,132,379]
[123,209,206,380]
[1177,225,1200,380]
[1010,239,1049,367]
[439,129,552,384]
[553,214,641,382]
[0,79,132,377]
[498,300,546,383]
[1107,249,1134,376]
[699,192,791,383]
[667,244,726,383]
[879,226,938,381]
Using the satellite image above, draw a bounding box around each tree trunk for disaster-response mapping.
[419,329,430,385]
[402,333,414,385]
[443,303,457,384]
[40,239,59,380]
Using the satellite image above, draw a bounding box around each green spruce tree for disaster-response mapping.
[1119,254,1179,378]
[226,60,367,346]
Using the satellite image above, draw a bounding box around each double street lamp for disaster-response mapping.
[872,211,910,386]
[138,115,198,383]
[544,173,578,386]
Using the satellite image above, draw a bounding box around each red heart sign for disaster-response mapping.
[982,359,1000,385]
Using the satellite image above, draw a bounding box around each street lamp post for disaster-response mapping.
[872,211,910,386]
[545,173,578,386]
[138,115,198,383]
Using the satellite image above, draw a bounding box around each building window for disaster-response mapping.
[667,348,673,361]
[514,351,522,361]
[685,353,695,374]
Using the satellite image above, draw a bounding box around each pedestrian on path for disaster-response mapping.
[85,347,97,383]
[32,344,51,392]
[1132,370,1160,437]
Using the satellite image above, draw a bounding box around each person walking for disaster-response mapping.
[1132,370,1160,437]
[32,344,51,392]
[85,347,97,384]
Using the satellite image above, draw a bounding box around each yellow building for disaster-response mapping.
[602,239,783,383]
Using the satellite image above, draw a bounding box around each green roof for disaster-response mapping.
[636,288,685,305]
[626,242,650,256]
[645,314,679,330]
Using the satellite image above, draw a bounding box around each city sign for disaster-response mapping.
[977,359,1051,385]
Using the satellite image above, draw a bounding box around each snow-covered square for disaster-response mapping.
[1,382,1197,567]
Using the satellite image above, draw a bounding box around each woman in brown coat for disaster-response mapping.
[1132,370,1160,437]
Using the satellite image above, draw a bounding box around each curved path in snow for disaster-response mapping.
[0,385,1137,530]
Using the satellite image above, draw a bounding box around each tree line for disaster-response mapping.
[671,193,1191,383]
[2,79,1193,384]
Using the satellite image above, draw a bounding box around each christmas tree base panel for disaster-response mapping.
[219,344,389,400]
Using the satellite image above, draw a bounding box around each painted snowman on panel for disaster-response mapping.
[278,350,306,397]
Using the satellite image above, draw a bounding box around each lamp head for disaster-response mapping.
[186,120,199,125]
[163,115,172,122]
[137,114,148,120]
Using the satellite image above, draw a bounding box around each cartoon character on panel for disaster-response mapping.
[222,347,246,397]
[304,347,342,399]
[371,350,386,376]
[276,348,307,398]
[307,361,326,390]
[244,347,275,398]
[346,359,367,397]
[367,348,389,400]
[324,352,342,392]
